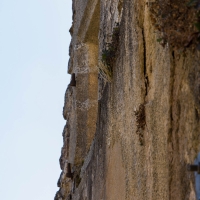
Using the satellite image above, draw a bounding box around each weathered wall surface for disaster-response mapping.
[55,0,200,199]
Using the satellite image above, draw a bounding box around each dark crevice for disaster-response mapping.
[172,50,175,60]
[170,51,175,123]
[195,108,199,121]
[69,194,72,200]
[142,28,146,75]
[170,50,175,125]
[136,27,148,146]
[168,49,175,200]
[142,28,148,97]
[145,76,149,96]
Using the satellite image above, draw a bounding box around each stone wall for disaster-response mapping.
[55,0,200,199]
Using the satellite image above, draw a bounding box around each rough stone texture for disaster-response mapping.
[55,0,200,199]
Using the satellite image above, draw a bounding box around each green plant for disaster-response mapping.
[75,174,81,188]
[98,24,120,82]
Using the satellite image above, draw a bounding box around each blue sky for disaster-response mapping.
[0,0,71,199]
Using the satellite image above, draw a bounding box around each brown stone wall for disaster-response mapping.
[55,0,200,199]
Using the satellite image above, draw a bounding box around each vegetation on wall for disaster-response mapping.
[134,104,146,146]
[149,0,200,50]
[98,24,120,82]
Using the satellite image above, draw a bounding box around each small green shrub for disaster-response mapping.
[98,24,120,82]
